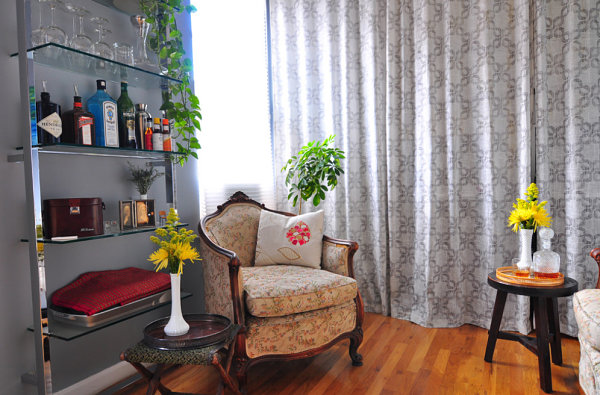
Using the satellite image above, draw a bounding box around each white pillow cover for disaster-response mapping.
[254,209,324,268]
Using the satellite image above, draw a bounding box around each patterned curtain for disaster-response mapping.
[533,0,600,335]
[269,0,599,336]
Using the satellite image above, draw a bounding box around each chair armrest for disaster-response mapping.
[321,236,359,278]
[198,230,245,326]
[591,248,600,289]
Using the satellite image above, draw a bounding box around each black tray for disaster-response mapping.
[143,313,232,350]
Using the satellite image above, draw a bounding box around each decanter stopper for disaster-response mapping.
[533,228,560,278]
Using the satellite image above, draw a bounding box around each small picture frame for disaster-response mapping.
[119,200,135,230]
[135,199,155,228]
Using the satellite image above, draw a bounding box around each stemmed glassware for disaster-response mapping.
[90,17,114,60]
[64,4,92,52]
[42,0,67,45]
[31,0,46,46]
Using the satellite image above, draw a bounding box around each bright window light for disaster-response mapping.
[192,0,274,216]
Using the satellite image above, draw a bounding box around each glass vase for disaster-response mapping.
[516,228,534,277]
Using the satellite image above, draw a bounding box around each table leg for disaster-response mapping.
[547,297,562,365]
[533,297,552,393]
[485,290,507,362]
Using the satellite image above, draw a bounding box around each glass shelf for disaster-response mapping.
[15,143,182,160]
[29,292,192,341]
[10,43,181,89]
[21,223,189,244]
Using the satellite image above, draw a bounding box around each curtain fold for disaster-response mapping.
[270,0,599,336]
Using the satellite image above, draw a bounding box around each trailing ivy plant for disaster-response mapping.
[139,0,201,165]
[282,135,345,214]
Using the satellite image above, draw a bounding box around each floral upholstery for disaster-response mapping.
[245,301,356,358]
[200,236,235,321]
[204,203,261,267]
[579,338,600,395]
[574,289,600,350]
[322,240,351,276]
[240,265,357,317]
[574,289,600,394]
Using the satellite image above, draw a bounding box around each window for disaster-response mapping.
[192,0,274,216]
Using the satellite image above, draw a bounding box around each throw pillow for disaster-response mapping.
[254,209,324,268]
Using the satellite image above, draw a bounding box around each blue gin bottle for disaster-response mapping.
[87,80,119,147]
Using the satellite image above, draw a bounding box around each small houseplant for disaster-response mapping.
[148,208,199,336]
[128,162,163,199]
[282,135,345,214]
[507,183,552,275]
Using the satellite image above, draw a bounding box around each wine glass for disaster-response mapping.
[31,0,46,46]
[42,0,67,45]
[66,5,93,52]
[91,17,114,60]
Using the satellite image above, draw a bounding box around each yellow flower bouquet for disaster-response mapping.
[148,208,200,275]
[507,183,552,232]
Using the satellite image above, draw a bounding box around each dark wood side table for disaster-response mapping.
[121,321,241,395]
[484,272,578,393]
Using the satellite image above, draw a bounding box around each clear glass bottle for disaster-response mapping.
[533,228,561,278]
[87,80,119,147]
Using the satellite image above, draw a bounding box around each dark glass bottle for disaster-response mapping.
[35,81,62,145]
[117,82,136,148]
[61,87,95,146]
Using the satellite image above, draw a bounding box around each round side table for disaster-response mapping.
[484,272,578,393]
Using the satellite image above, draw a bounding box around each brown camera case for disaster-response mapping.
[43,198,104,238]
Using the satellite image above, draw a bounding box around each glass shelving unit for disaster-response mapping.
[28,292,192,341]
[21,223,189,244]
[10,43,180,89]
[14,143,184,160]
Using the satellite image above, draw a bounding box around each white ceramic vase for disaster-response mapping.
[164,273,189,336]
[140,193,148,200]
[517,228,534,272]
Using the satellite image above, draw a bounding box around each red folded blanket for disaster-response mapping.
[51,267,171,316]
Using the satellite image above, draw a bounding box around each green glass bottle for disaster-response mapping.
[117,81,137,148]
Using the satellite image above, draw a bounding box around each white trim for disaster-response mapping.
[54,361,138,395]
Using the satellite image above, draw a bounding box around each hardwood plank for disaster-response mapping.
[114,313,583,395]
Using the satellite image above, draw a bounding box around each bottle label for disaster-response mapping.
[152,130,164,151]
[124,112,136,142]
[38,112,62,138]
[78,116,93,145]
[103,102,119,147]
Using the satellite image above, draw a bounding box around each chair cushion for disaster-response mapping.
[245,300,357,358]
[579,337,600,395]
[241,265,357,317]
[574,289,600,351]
[254,209,324,268]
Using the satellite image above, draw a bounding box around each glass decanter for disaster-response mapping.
[533,228,560,279]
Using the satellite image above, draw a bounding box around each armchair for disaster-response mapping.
[573,248,600,394]
[198,192,364,391]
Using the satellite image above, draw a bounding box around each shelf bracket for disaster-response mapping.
[8,153,24,163]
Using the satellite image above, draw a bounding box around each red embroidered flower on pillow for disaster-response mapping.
[286,221,311,246]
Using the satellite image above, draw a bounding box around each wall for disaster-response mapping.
[0,1,202,393]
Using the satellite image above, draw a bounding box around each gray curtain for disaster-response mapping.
[270,0,599,336]
[534,0,600,335]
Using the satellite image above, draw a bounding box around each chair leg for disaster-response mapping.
[235,358,248,395]
[349,328,364,366]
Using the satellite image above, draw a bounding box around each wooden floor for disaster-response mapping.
[115,313,583,394]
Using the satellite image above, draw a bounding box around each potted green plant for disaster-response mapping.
[128,162,163,199]
[282,135,345,214]
[139,0,202,165]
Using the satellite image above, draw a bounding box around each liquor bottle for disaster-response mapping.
[533,228,561,278]
[162,118,172,151]
[152,117,163,151]
[135,103,150,150]
[35,80,62,145]
[117,81,136,148]
[61,85,95,146]
[87,79,119,147]
[144,116,153,150]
